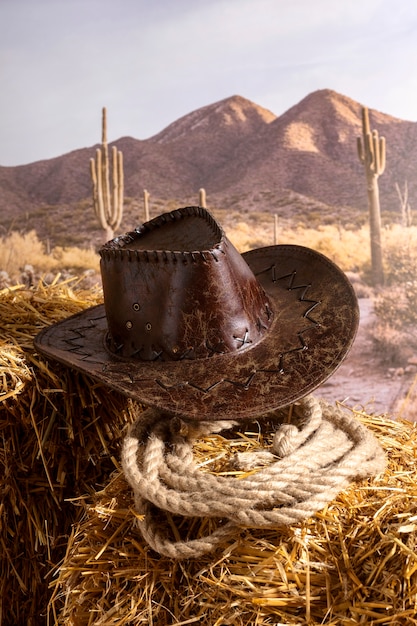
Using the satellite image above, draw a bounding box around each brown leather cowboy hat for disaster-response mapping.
[34,206,359,420]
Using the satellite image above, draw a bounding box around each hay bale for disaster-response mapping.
[1,281,417,625]
[0,281,137,625]
[48,413,417,625]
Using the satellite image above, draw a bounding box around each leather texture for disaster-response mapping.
[34,206,359,421]
[100,208,272,361]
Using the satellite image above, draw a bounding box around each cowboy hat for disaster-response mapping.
[34,206,359,420]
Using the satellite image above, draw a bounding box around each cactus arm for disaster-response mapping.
[357,136,365,163]
[362,106,371,136]
[110,147,124,231]
[97,149,107,229]
[89,157,98,215]
[114,150,124,230]
[111,146,119,229]
[377,135,386,175]
[365,131,375,170]
[90,150,107,231]
[373,132,381,176]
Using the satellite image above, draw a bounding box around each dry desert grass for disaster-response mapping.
[3,218,415,280]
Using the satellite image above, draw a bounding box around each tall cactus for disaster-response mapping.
[357,106,386,286]
[90,107,124,242]
[143,189,150,222]
[199,187,207,208]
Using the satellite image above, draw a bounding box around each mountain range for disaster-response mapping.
[1,88,416,247]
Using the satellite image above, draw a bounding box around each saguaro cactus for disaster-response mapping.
[143,189,150,222]
[357,106,386,286]
[199,188,207,208]
[90,107,124,242]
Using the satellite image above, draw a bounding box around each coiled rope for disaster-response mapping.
[122,395,385,559]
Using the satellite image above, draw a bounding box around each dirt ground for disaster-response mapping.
[318,298,417,421]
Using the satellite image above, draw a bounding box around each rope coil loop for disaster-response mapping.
[121,395,386,559]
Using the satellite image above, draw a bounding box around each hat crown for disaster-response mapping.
[99,207,273,361]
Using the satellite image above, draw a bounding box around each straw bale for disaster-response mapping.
[1,281,417,625]
[0,280,138,625]
[47,411,417,625]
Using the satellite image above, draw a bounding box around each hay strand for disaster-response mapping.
[1,282,417,625]
[49,410,417,625]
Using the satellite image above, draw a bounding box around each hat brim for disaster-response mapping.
[34,245,359,420]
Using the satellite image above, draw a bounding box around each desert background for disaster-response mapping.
[1,87,417,418]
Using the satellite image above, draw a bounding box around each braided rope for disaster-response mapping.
[121,396,386,559]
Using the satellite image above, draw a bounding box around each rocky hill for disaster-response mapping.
[1,89,416,247]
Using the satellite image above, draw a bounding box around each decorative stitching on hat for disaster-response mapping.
[155,374,259,394]
[259,266,322,325]
[60,314,106,363]
[101,247,224,265]
[99,207,224,260]
[233,329,252,348]
[152,329,315,395]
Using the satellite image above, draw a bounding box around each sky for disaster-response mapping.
[0,0,416,166]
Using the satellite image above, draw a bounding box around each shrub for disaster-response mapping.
[369,225,417,367]
[0,231,99,285]
[0,231,46,278]
[368,321,414,366]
